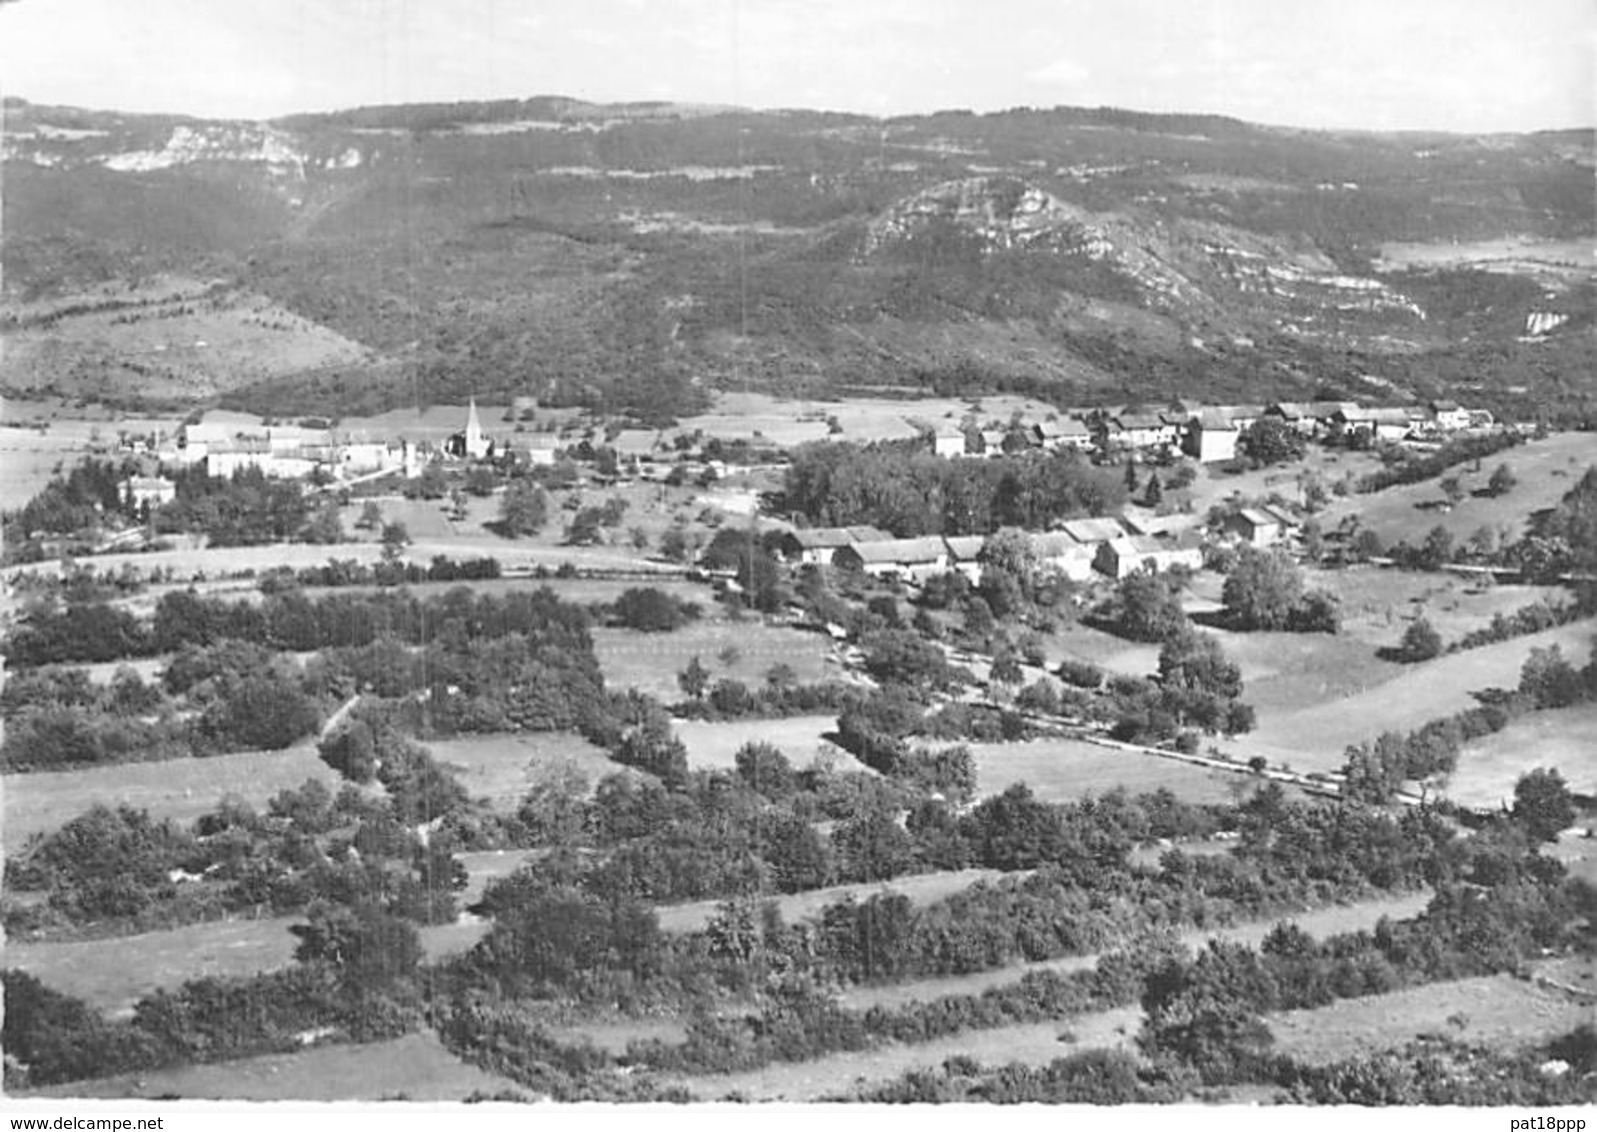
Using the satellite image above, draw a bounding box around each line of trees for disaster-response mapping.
[782,440,1128,537]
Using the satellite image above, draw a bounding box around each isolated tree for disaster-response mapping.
[1519,645,1582,709]
[356,500,383,531]
[1486,463,1517,497]
[1417,524,1455,570]
[659,526,694,563]
[677,656,711,701]
[1143,473,1164,507]
[1239,418,1306,467]
[304,502,344,545]
[379,520,410,560]
[614,587,687,632]
[990,649,1025,688]
[1512,768,1576,842]
[465,465,498,497]
[1398,616,1443,662]
[1114,570,1187,642]
[291,900,423,991]
[499,479,549,537]
[734,741,796,798]
[1439,476,1466,507]
[566,506,604,546]
[1222,547,1303,630]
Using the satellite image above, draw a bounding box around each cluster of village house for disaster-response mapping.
[121,401,560,510]
[118,394,1487,553]
[770,503,1301,586]
[931,398,1490,464]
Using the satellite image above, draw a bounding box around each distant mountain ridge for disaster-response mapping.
[2,95,1592,423]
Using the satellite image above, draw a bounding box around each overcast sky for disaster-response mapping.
[0,0,1590,132]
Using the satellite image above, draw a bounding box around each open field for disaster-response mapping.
[1305,565,1572,651]
[427,731,618,809]
[11,902,503,1018]
[0,400,183,510]
[1187,446,1383,516]
[1226,620,1597,774]
[456,850,541,903]
[595,621,836,701]
[838,889,1434,1013]
[1268,970,1595,1065]
[1047,621,1161,678]
[655,868,1009,934]
[30,1030,521,1101]
[1446,702,1597,809]
[6,917,304,1017]
[672,714,857,771]
[4,746,336,851]
[672,391,1060,448]
[1322,431,1597,547]
[1375,235,1595,275]
[0,280,374,401]
[969,738,1268,806]
[4,534,688,584]
[1204,627,1404,718]
[674,1007,1144,1101]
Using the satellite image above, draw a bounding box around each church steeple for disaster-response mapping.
[465,398,485,458]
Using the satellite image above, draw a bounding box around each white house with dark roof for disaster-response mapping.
[1186,408,1241,463]
[930,425,967,458]
[1033,418,1094,452]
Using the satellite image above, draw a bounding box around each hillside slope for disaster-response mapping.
[3,96,1592,420]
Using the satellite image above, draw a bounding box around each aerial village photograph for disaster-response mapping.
[0,0,1593,1122]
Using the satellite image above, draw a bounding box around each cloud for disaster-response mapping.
[1027,56,1091,87]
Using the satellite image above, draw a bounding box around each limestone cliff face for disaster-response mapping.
[860,176,1426,340]
[3,115,361,178]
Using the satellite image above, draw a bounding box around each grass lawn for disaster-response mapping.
[28,1030,524,1101]
[1267,970,1594,1065]
[1445,701,1597,809]
[1225,620,1597,774]
[969,738,1263,806]
[4,746,337,852]
[426,731,618,809]
[1321,431,1595,548]
[672,715,858,772]
[595,620,835,701]
[655,867,1010,934]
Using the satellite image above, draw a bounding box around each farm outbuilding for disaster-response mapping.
[1226,506,1297,547]
[943,535,987,582]
[832,536,950,581]
[1028,531,1098,581]
[777,525,892,566]
[1095,534,1204,578]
